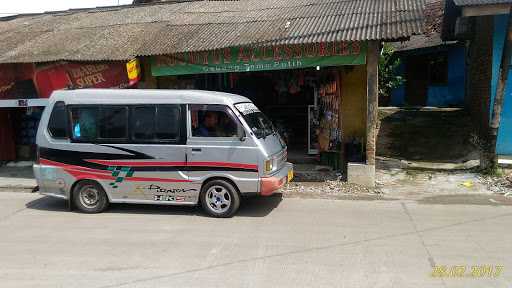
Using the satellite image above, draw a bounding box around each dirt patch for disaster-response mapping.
[376,168,496,199]
[377,108,478,163]
[280,181,385,200]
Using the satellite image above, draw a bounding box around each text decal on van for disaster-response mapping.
[235,103,260,115]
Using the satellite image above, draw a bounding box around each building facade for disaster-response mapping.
[0,0,426,185]
[391,0,466,108]
[443,0,512,162]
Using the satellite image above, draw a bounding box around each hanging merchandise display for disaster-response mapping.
[317,70,341,152]
[305,68,342,162]
[308,104,320,154]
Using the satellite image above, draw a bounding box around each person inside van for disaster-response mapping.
[72,109,97,140]
[196,111,219,137]
[217,113,237,137]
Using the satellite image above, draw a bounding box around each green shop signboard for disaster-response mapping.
[151,41,367,76]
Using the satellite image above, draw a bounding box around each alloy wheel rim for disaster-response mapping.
[206,185,231,213]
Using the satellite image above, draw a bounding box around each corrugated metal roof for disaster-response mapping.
[391,0,454,51]
[0,0,426,63]
[454,0,512,6]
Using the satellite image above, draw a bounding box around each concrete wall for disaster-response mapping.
[491,15,512,156]
[426,46,466,106]
[341,65,367,143]
[390,46,465,107]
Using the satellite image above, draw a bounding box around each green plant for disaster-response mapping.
[480,164,504,177]
[378,44,404,102]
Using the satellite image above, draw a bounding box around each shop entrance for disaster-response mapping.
[157,67,343,168]
[0,76,45,163]
[0,107,43,162]
[229,70,315,160]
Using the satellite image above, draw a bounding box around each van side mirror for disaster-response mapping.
[237,125,246,142]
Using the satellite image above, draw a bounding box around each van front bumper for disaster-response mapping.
[260,162,293,196]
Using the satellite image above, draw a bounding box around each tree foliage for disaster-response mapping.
[378,44,404,101]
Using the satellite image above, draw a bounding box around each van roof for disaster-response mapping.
[50,89,251,105]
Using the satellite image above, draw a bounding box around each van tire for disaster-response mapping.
[200,179,240,218]
[72,180,109,214]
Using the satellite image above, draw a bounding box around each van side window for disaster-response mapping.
[132,106,155,140]
[70,107,98,142]
[156,106,180,140]
[191,105,239,138]
[99,106,128,140]
[131,105,181,142]
[48,101,68,139]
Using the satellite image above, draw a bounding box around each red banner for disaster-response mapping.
[34,62,136,98]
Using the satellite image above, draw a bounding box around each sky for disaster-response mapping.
[0,0,134,16]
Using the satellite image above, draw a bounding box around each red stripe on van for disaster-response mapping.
[86,160,186,167]
[40,158,193,183]
[186,161,258,170]
[127,177,192,183]
[85,159,258,170]
[66,169,116,181]
[65,169,191,183]
[40,158,111,175]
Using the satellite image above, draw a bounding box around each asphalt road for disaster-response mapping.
[1,191,512,288]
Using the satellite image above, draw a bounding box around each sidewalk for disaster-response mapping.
[1,161,510,201]
[0,165,36,191]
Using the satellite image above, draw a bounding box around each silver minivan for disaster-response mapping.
[33,89,292,217]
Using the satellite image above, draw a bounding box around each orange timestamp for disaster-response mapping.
[431,265,504,278]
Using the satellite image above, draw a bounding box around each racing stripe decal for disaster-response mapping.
[40,158,193,183]
[86,160,187,167]
[85,159,258,171]
[39,147,258,172]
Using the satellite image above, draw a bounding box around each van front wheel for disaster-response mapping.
[200,180,240,218]
[73,180,109,213]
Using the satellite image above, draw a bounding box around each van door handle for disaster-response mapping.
[191,148,202,152]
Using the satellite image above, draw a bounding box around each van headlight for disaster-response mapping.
[265,159,273,173]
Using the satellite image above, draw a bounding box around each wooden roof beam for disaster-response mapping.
[462,3,511,16]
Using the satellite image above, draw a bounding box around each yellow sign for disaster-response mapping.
[126,59,141,86]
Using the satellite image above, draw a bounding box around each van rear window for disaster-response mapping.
[48,101,68,139]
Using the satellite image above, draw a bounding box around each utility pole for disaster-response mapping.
[485,7,512,171]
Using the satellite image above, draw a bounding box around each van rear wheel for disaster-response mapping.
[73,180,109,213]
[200,180,240,218]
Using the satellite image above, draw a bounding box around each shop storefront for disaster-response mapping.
[0,63,39,162]
[149,41,369,170]
[0,61,140,162]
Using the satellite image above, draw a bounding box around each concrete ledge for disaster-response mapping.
[347,163,375,187]
[0,177,37,192]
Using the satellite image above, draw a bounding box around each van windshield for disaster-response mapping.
[234,103,275,139]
